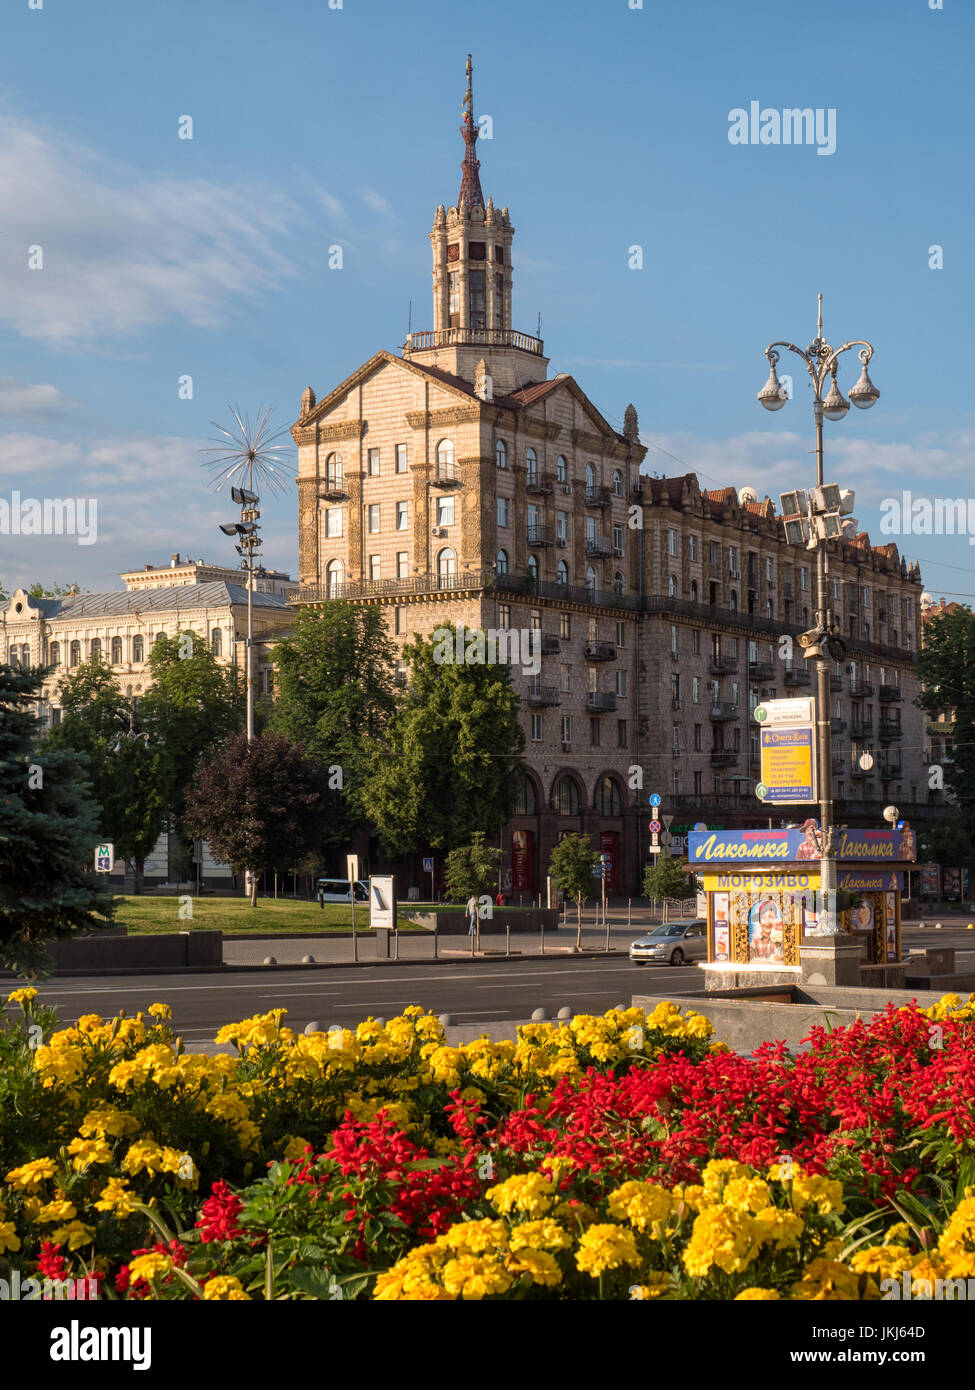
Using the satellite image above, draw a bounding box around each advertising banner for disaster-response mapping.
[511,830,533,892]
[759,726,816,804]
[600,831,619,895]
[689,827,917,866]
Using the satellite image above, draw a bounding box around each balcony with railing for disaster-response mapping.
[586,692,618,713]
[585,641,617,662]
[748,661,775,682]
[852,720,873,738]
[830,673,844,691]
[527,523,554,548]
[539,633,560,655]
[710,750,739,768]
[320,480,348,501]
[584,485,611,508]
[831,717,847,734]
[709,657,738,676]
[526,685,561,707]
[850,680,875,698]
[784,666,811,686]
[710,702,738,721]
[879,721,903,742]
[525,476,553,495]
[403,327,544,356]
[431,468,462,489]
[879,685,903,702]
[585,535,613,557]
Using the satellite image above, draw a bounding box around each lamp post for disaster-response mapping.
[759,294,879,934]
[219,487,261,743]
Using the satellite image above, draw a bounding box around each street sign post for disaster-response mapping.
[649,793,661,808]
[94,843,114,874]
[370,875,396,959]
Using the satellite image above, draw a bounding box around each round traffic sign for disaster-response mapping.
[648,820,661,833]
[754,705,768,723]
[755,783,769,800]
[649,794,661,807]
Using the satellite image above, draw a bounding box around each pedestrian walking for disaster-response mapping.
[317,882,325,911]
[466,895,478,936]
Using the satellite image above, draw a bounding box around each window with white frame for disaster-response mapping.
[437,495,455,527]
[325,508,342,538]
[396,500,408,530]
[369,555,381,581]
[395,443,408,473]
[368,504,380,533]
[497,497,509,527]
[396,552,408,578]
[368,448,380,476]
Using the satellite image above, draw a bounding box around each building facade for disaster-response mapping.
[290,63,931,894]
[120,553,297,598]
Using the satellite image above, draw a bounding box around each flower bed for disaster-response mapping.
[1,989,974,1300]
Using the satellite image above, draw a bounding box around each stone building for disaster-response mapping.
[291,61,931,894]
[120,553,297,598]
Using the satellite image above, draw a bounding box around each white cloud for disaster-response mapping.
[0,379,74,416]
[0,432,82,476]
[361,187,393,216]
[0,115,302,345]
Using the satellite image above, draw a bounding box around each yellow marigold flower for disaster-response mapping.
[790,1258,862,1301]
[724,1177,772,1214]
[735,1287,781,1300]
[683,1207,763,1278]
[539,1154,576,1183]
[792,1174,846,1216]
[509,1220,572,1252]
[442,1255,514,1299]
[575,1223,640,1277]
[506,1249,562,1287]
[629,1273,674,1299]
[7,987,38,1006]
[608,1180,673,1232]
[0,1221,21,1254]
[35,1199,77,1224]
[884,1222,911,1246]
[128,1252,172,1284]
[66,1137,113,1171]
[486,1173,555,1217]
[5,1158,57,1192]
[79,1108,139,1140]
[51,1220,94,1251]
[438,1219,508,1254]
[202,1276,250,1300]
[850,1246,914,1280]
[32,1044,85,1088]
[753,1207,804,1252]
[701,1159,752,1200]
[121,1140,182,1177]
[553,1200,598,1231]
[938,1198,975,1278]
[148,1003,172,1020]
[93,1178,139,1218]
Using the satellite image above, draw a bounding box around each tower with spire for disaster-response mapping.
[403,55,548,395]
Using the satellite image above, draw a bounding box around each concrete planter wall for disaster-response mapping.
[0,931,223,976]
[406,909,560,936]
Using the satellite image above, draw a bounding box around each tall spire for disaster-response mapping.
[458,54,484,208]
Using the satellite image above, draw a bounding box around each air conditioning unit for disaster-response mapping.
[730,569,741,579]
[431,526,445,536]
[561,741,572,753]
[556,537,568,548]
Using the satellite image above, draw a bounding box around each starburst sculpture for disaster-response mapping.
[201,405,293,499]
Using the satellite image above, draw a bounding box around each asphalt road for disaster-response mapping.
[28,955,700,1048]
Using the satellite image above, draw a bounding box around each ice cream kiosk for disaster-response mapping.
[688,825,916,972]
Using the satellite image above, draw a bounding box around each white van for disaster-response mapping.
[315,878,369,903]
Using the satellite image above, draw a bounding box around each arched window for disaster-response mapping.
[612,469,623,497]
[596,776,622,817]
[585,462,596,491]
[556,455,567,483]
[690,579,698,602]
[49,641,60,667]
[132,635,144,663]
[668,575,678,598]
[69,640,81,667]
[554,775,581,816]
[436,439,455,480]
[556,560,569,587]
[586,565,597,594]
[516,775,538,816]
[496,549,509,576]
[211,628,223,658]
[613,571,625,596]
[326,559,344,596]
[155,632,166,646]
[111,636,122,665]
[527,554,539,582]
[437,547,456,584]
[496,439,507,470]
[90,638,102,661]
[325,453,343,489]
[525,447,537,485]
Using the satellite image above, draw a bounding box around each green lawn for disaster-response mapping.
[105,895,427,935]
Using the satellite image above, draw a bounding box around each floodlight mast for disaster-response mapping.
[760,294,879,936]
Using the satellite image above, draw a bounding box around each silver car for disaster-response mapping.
[630,919,708,966]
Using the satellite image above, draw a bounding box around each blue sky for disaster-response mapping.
[1,0,973,601]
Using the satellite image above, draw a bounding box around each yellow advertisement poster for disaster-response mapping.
[759,727,816,804]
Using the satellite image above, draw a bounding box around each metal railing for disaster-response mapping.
[403,327,544,355]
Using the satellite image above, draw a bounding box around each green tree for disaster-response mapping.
[915,605,975,843]
[444,831,501,904]
[0,663,114,976]
[45,658,167,893]
[361,626,526,856]
[140,630,244,867]
[643,855,693,902]
[185,731,339,906]
[28,581,86,599]
[548,833,597,949]
[268,603,397,841]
